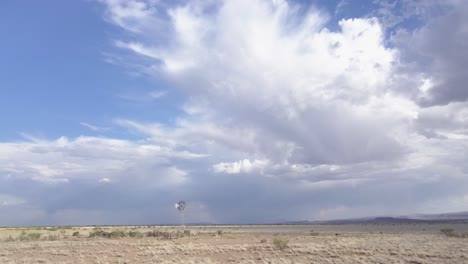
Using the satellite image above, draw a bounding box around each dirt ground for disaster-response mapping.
[0,224,467,263]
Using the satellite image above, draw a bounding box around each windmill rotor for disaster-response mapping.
[175,201,186,212]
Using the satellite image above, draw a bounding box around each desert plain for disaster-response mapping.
[0,223,467,264]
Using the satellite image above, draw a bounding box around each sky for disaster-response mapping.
[0,0,467,226]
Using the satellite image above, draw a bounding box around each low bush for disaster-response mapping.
[272,236,289,250]
[128,231,143,238]
[146,230,160,237]
[145,230,174,239]
[441,228,456,237]
[89,230,111,238]
[27,233,41,240]
[309,230,319,236]
[109,230,127,238]
[47,234,60,241]
[18,231,29,241]
[440,228,454,236]
[440,228,468,238]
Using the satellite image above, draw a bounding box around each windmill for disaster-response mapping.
[175,201,186,227]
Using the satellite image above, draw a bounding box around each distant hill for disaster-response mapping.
[404,211,468,221]
[280,211,468,225]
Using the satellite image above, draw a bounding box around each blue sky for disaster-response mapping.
[1,0,468,226]
[0,0,182,140]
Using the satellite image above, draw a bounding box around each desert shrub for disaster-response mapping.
[72,231,80,237]
[48,234,59,241]
[18,231,29,241]
[18,236,29,241]
[128,231,143,238]
[273,233,285,236]
[146,230,159,237]
[89,230,128,239]
[183,230,191,236]
[27,233,41,240]
[89,230,111,238]
[89,230,99,237]
[440,228,468,238]
[175,230,184,238]
[260,238,267,243]
[16,231,42,241]
[217,230,223,235]
[272,237,289,250]
[145,230,179,239]
[109,230,127,238]
[309,230,319,236]
[162,231,173,239]
[148,230,171,238]
[147,230,171,239]
[440,228,455,236]
[17,232,44,241]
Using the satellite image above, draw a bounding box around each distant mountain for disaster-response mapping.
[404,211,468,221]
[280,211,468,225]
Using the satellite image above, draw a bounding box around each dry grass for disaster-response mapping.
[0,224,467,263]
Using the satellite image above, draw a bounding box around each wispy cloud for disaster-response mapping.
[98,177,111,183]
[0,194,25,207]
[80,122,110,132]
[148,90,166,99]
[117,90,167,102]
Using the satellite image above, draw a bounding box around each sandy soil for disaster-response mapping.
[0,224,467,263]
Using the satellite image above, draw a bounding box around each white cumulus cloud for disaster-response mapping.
[1,0,468,224]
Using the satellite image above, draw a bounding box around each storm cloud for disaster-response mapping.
[1,0,467,225]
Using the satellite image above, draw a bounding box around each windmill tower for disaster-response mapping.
[175,201,186,227]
